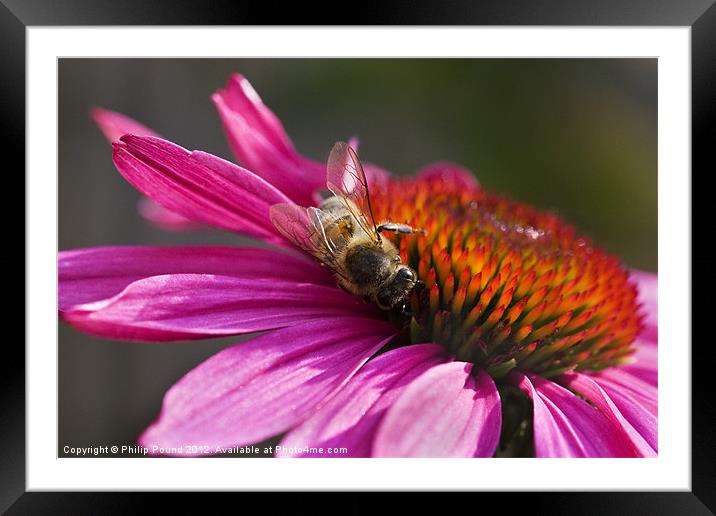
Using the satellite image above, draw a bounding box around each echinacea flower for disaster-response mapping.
[59,73,657,458]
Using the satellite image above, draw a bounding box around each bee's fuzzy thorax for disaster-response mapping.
[371,173,643,379]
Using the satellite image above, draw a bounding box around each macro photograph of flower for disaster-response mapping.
[58,58,657,459]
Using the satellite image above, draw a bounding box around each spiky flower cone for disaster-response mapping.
[372,173,642,380]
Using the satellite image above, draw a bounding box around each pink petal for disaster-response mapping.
[217,74,295,157]
[362,162,392,191]
[61,273,378,342]
[630,269,657,344]
[591,368,657,416]
[559,372,657,457]
[138,317,397,455]
[619,364,658,389]
[278,344,444,457]
[113,135,291,244]
[631,336,658,365]
[589,373,657,452]
[91,107,160,142]
[59,245,333,311]
[373,362,501,457]
[92,108,198,230]
[416,162,480,190]
[213,75,324,205]
[508,371,638,457]
[619,337,658,387]
[619,363,658,389]
[136,197,202,231]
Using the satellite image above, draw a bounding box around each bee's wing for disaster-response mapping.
[326,142,381,244]
[269,202,349,280]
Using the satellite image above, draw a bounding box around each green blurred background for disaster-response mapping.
[58,59,656,456]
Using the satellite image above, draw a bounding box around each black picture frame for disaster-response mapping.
[7,0,709,512]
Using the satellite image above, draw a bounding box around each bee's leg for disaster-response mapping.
[397,300,413,318]
[376,222,426,235]
[414,279,426,293]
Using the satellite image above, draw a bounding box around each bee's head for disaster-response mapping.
[375,266,417,309]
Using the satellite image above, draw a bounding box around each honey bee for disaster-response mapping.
[270,142,424,311]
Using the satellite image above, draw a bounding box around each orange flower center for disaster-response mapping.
[371,173,643,379]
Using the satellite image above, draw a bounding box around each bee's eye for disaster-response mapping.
[396,268,415,283]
